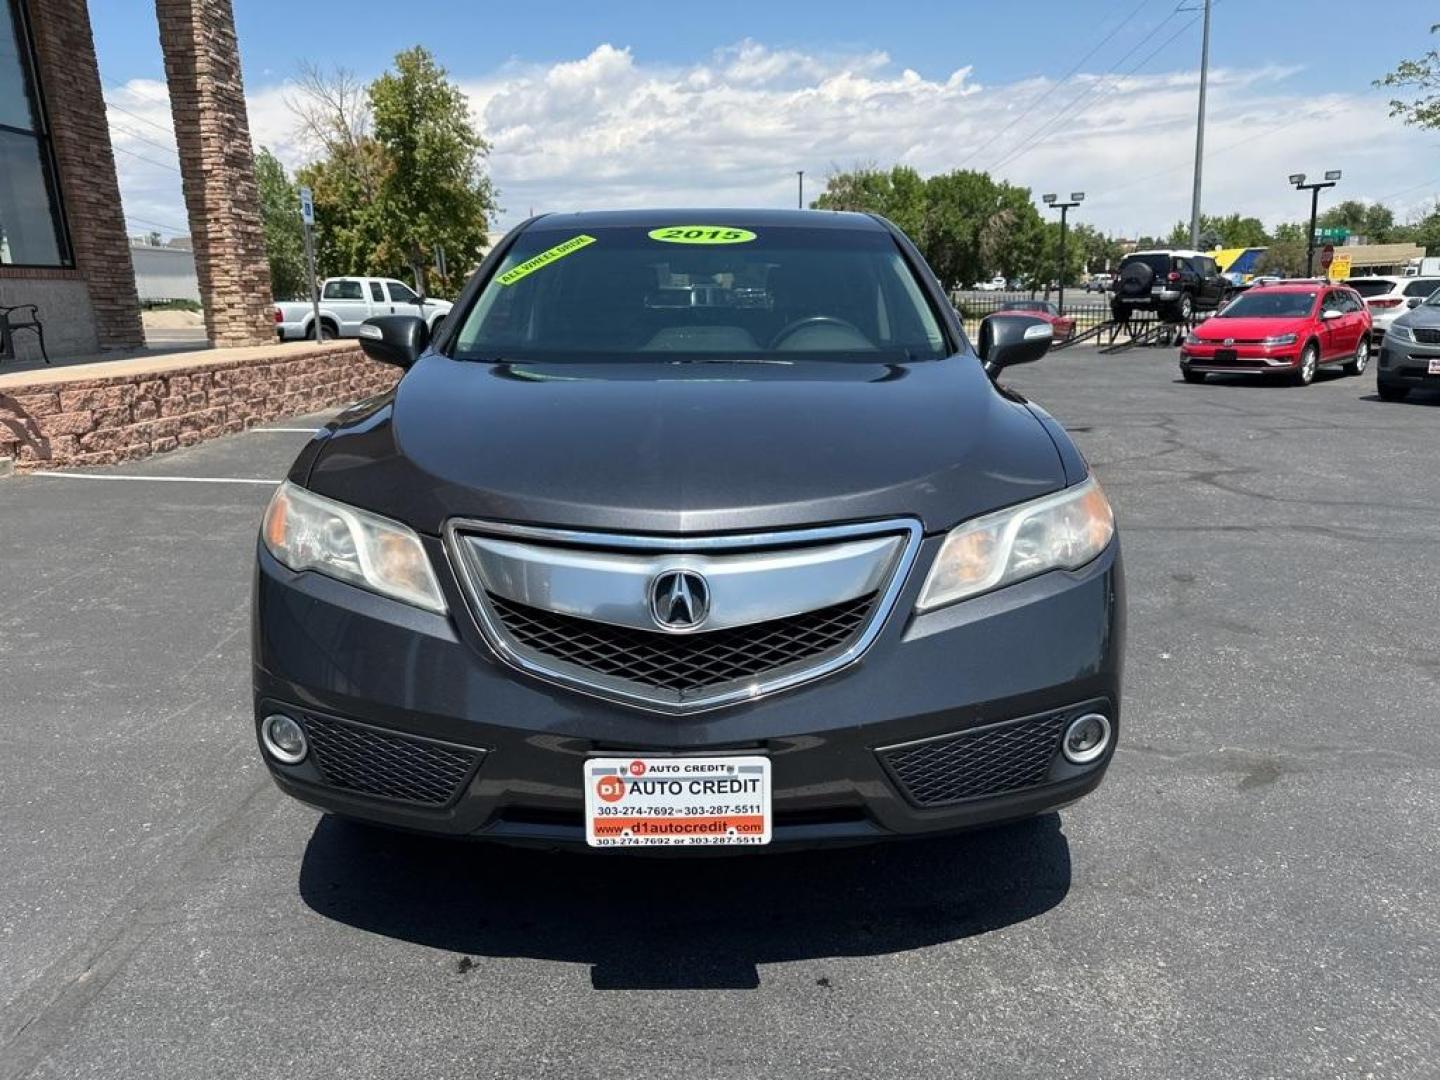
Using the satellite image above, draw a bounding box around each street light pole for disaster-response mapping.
[1188,0,1212,248]
[797,170,804,209]
[1289,170,1342,277]
[1042,192,1085,316]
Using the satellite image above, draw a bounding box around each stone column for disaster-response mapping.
[155,0,274,347]
[26,0,144,351]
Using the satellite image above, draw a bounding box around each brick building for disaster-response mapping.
[0,0,273,363]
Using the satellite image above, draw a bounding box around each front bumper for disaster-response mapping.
[1378,336,1440,388]
[1179,343,1301,373]
[253,534,1125,849]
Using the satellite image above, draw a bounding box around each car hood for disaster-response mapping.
[1393,305,1440,330]
[303,353,1070,536]
[1196,316,1307,340]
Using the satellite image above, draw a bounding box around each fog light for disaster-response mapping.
[261,713,307,764]
[1062,713,1111,765]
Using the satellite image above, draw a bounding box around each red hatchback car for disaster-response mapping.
[996,299,1076,342]
[1179,283,1371,386]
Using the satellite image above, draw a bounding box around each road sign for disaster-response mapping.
[1314,226,1349,244]
[1329,253,1351,281]
[1320,244,1335,271]
[299,186,314,226]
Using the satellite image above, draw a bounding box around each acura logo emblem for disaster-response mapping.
[650,569,710,631]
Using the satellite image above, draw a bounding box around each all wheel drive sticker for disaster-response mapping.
[583,756,773,847]
[496,226,758,286]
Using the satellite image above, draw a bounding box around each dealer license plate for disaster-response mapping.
[1429,358,1440,375]
[584,756,771,848]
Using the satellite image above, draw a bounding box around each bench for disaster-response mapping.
[1,304,49,365]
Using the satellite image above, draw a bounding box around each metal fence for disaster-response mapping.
[950,289,1114,341]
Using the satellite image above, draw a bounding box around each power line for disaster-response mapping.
[103,94,176,138]
[125,212,190,234]
[112,143,182,173]
[954,0,1150,170]
[108,121,179,159]
[986,7,1198,176]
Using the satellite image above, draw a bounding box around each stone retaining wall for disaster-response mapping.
[0,342,398,471]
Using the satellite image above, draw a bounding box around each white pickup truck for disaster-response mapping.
[274,277,453,342]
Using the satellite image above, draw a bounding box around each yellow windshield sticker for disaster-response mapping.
[648,225,757,245]
[496,234,597,286]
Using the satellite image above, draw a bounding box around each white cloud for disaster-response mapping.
[107,40,1439,246]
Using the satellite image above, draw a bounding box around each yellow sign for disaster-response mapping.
[647,225,757,245]
[1328,253,1351,281]
[496,234,596,286]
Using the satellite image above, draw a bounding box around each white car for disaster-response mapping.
[1347,276,1440,341]
[972,276,1007,292]
[274,277,453,342]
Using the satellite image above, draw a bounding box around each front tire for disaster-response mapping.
[1343,337,1370,376]
[1377,381,1410,402]
[1292,343,1319,386]
[1181,367,1206,384]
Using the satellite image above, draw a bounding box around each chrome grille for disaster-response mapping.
[488,593,875,695]
[301,713,480,806]
[880,712,1068,806]
[445,518,922,712]
[1412,327,1440,345]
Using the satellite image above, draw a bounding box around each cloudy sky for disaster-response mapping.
[91,0,1440,244]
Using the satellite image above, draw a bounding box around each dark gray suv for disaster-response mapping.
[252,210,1124,850]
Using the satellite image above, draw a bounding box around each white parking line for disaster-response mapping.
[28,472,278,485]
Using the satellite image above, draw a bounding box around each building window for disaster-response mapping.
[0,0,71,267]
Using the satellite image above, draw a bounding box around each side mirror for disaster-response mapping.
[359,315,428,369]
[978,314,1053,372]
[1321,308,1342,321]
[1406,297,1423,309]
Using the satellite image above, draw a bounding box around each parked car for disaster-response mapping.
[1110,249,1228,323]
[274,277,453,342]
[1344,276,1440,343]
[252,209,1123,851]
[996,299,1076,341]
[1178,283,1371,386]
[973,276,1007,292]
[1084,273,1113,293]
[1376,288,1440,401]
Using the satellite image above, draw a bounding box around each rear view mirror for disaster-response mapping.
[978,314,1053,373]
[359,315,429,369]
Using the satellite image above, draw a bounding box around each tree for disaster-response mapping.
[255,147,308,300]
[369,47,497,294]
[813,163,927,242]
[1375,24,1440,129]
[1163,213,1269,249]
[1319,200,1398,244]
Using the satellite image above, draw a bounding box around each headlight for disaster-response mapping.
[916,478,1115,612]
[261,481,447,613]
[1389,323,1413,342]
[1184,331,1203,345]
[1260,333,1298,346]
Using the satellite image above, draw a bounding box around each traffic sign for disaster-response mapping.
[1314,226,1349,243]
[299,186,315,226]
[1320,244,1335,271]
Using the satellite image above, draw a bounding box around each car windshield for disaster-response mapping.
[1000,300,1054,314]
[1347,279,1396,298]
[451,224,949,363]
[1401,278,1440,298]
[1217,291,1317,318]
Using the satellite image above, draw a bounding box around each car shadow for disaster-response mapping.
[298,813,1072,990]
[1359,390,1439,406]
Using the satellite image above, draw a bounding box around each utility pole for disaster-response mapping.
[797,170,805,209]
[1290,171,1342,276]
[1042,192,1085,317]
[1188,0,1212,248]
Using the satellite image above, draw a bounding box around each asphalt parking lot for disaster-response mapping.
[1,348,1436,1079]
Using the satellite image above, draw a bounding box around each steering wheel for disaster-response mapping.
[767,315,867,350]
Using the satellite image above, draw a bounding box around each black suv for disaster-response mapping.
[252,209,1124,851]
[1110,249,1229,323]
